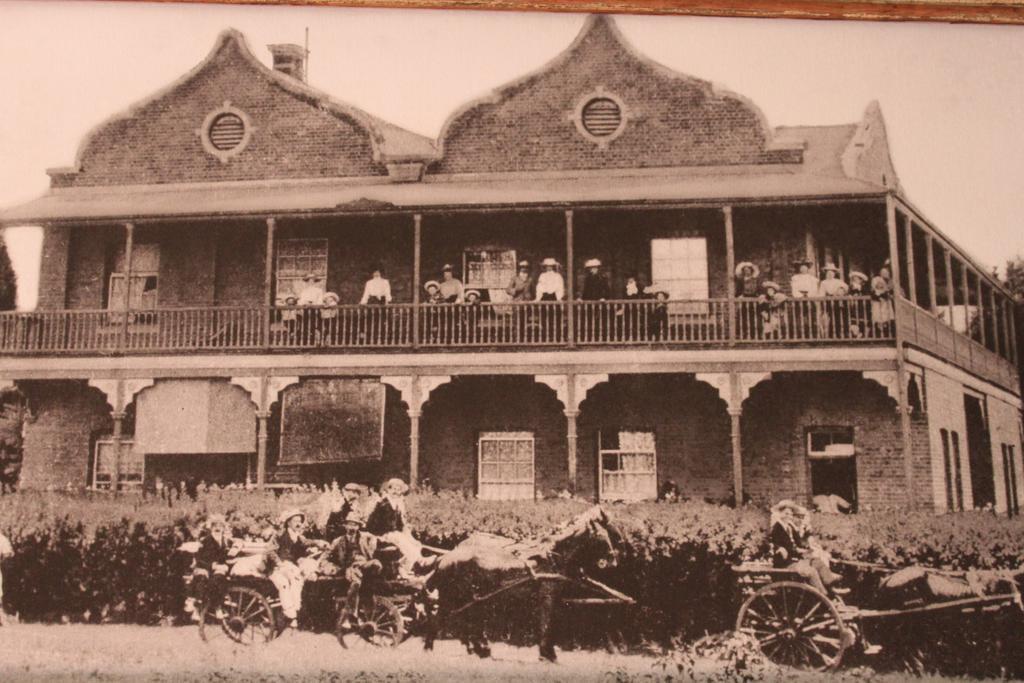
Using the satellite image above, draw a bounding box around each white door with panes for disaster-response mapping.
[478,431,535,500]
[598,430,657,501]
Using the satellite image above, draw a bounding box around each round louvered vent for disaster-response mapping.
[208,113,246,151]
[581,97,622,138]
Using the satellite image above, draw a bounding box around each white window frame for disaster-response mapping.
[463,246,517,296]
[477,431,535,501]
[598,429,658,501]
[92,439,143,491]
[650,237,709,316]
[806,427,855,459]
[276,238,329,303]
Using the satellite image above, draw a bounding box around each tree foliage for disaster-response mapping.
[0,233,16,311]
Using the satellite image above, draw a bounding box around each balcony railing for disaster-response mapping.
[0,297,891,355]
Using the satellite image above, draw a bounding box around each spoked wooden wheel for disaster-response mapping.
[336,596,405,649]
[736,581,850,671]
[199,586,277,646]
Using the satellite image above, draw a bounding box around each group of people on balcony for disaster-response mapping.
[737,258,894,340]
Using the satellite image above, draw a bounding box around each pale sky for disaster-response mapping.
[1,1,1022,309]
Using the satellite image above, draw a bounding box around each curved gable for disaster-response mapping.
[432,16,801,175]
[58,30,387,187]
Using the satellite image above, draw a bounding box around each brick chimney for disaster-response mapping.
[267,43,306,82]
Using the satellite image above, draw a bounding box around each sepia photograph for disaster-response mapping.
[0,1,1022,680]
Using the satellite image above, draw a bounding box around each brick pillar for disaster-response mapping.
[729,408,743,506]
[36,226,71,310]
[110,411,125,493]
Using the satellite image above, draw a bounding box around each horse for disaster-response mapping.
[422,505,626,662]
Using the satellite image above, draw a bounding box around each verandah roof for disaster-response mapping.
[0,169,884,226]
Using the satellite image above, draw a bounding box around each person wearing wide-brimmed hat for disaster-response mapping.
[847,271,869,338]
[324,482,366,542]
[757,280,787,338]
[192,514,240,618]
[535,258,564,302]
[438,264,464,304]
[323,507,382,626]
[297,272,326,306]
[789,259,819,299]
[645,283,670,340]
[817,263,849,338]
[580,258,612,342]
[735,261,761,298]
[270,508,327,626]
[768,500,842,596]
[871,261,895,336]
[366,478,427,578]
[505,260,534,302]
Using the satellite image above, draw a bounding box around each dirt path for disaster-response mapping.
[0,623,668,682]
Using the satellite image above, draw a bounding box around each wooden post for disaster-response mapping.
[723,206,736,345]
[989,288,1000,356]
[256,411,270,489]
[728,371,743,507]
[408,374,422,488]
[111,410,125,494]
[925,234,937,314]
[565,210,575,348]
[565,373,578,494]
[412,214,422,348]
[944,248,955,328]
[120,223,135,350]
[263,217,275,347]
[976,274,986,348]
[887,196,916,507]
[1006,299,1019,366]
[904,215,917,305]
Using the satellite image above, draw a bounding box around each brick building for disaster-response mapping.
[0,16,1020,512]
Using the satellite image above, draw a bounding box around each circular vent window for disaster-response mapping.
[572,89,627,148]
[208,113,246,151]
[198,102,254,163]
[581,97,622,138]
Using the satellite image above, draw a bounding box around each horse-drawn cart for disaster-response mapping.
[733,560,1024,671]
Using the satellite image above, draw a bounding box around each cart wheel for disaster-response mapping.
[336,596,405,649]
[736,581,849,671]
[199,586,277,646]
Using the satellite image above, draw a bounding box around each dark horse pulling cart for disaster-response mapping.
[183,506,633,659]
[733,559,1024,671]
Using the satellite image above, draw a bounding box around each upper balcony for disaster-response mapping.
[0,296,889,354]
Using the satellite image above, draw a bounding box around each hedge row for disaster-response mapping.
[2,490,1024,669]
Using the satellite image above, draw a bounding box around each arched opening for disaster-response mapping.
[578,374,731,502]
[420,376,563,498]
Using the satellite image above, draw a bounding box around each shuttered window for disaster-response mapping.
[478,432,534,500]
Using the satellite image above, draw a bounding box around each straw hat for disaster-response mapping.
[342,509,366,527]
[423,280,440,292]
[382,478,409,495]
[821,263,840,273]
[735,261,760,278]
[465,289,481,301]
[849,270,868,283]
[442,264,454,272]
[303,272,321,282]
[342,482,363,494]
[322,292,340,305]
[541,257,559,268]
[284,295,298,305]
[761,280,782,292]
[584,258,602,268]
[792,258,813,268]
[278,508,306,526]
[517,260,530,268]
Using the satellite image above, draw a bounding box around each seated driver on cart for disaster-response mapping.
[365,478,434,580]
[320,509,383,628]
[270,509,328,628]
[769,500,844,596]
[192,514,241,618]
